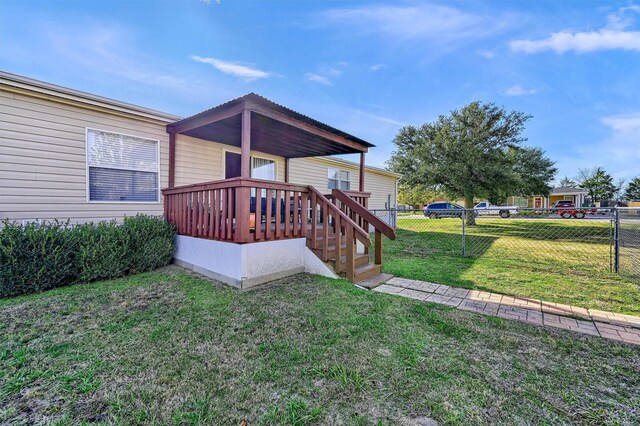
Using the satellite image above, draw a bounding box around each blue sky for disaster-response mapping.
[2,0,640,183]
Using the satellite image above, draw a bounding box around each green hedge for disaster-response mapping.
[0,215,175,298]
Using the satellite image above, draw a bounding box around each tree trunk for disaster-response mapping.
[465,195,476,226]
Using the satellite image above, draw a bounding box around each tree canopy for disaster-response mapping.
[397,184,440,208]
[577,167,619,202]
[625,177,640,200]
[387,101,556,224]
[558,176,577,187]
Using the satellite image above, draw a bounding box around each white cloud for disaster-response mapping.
[511,6,640,54]
[504,85,537,96]
[476,49,496,59]
[357,111,407,127]
[321,66,343,76]
[191,55,270,80]
[601,113,640,132]
[321,4,513,43]
[305,73,333,86]
[369,64,385,71]
[563,113,640,181]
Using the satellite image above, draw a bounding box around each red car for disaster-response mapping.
[554,200,587,219]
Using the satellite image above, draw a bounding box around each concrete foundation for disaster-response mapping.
[173,235,338,288]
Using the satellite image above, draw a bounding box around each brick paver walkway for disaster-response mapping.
[373,277,640,345]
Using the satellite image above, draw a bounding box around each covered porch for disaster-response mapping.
[161,94,395,285]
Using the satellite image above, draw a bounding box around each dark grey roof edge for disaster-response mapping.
[170,92,376,148]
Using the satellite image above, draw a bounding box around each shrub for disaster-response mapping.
[0,220,79,298]
[76,220,130,282]
[122,215,175,274]
[0,215,175,298]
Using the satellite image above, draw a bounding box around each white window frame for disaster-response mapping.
[221,149,278,181]
[85,127,161,204]
[251,156,277,180]
[328,168,351,190]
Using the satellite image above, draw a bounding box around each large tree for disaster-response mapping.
[625,177,640,200]
[397,183,440,208]
[558,176,577,187]
[387,101,556,224]
[577,167,619,203]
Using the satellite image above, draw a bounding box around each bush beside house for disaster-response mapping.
[0,215,175,298]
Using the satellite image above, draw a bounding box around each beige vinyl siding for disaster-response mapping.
[288,157,397,210]
[174,134,285,186]
[0,89,169,224]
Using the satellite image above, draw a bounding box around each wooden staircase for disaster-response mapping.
[305,187,396,283]
[307,227,382,282]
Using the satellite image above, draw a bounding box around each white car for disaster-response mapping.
[474,202,519,218]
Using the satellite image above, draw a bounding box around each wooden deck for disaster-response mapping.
[162,178,396,283]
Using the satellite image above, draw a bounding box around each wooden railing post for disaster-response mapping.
[235,185,250,243]
[375,230,382,265]
[335,216,342,273]
[346,225,355,282]
[310,192,317,249]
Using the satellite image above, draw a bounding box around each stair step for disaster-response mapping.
[309,243,348,259]
[309,235,337,244]
[353,263,382,283]
[357,272,394,289]
[334,253,370,269]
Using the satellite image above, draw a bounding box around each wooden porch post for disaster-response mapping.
[284,158,289,183]
[168,131,176,188]
[241,109,251,178]
[359,152,365,192]
[236,108,252,243]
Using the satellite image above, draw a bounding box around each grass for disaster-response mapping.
[1,267,639,425]
[381,217,640,315]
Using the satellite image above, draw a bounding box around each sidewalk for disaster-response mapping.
[372,277,640,345]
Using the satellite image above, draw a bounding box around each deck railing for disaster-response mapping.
[162,177,310,243]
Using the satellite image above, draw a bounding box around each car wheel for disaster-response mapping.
[574,211,585,219]
[561,212,572,219]
[428,212,438,219]
[499,210,510,218]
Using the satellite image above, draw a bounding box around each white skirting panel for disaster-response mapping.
[173,235,338,289]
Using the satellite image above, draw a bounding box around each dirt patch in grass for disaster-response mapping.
[1,267,639,425]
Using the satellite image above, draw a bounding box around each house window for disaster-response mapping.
[86,128,159,202]
[251,157,276,180]
[512,197,529,208]
[328,168,350,190]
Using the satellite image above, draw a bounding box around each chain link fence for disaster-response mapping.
[371,207,640,281]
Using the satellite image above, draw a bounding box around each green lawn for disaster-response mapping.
[382,217,640,315]
[1,267,639,425]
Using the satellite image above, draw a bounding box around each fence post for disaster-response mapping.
[614,207,620,273]
[461,209,466,256]
[609,215,614,273]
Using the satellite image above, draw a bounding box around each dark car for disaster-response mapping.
[553,200,588,219]
[554,200,575,208]
[423,202,465,219]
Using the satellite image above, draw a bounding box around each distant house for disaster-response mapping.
[507,187,588,208]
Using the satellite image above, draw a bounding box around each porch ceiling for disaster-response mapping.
[167,93,374,158]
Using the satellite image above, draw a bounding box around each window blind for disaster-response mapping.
[87,129,159,202]
[251,157,275,180]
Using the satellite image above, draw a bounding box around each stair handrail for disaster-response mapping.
[331,190,396,240]
[307,186,371,245]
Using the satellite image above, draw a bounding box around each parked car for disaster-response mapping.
[554,200,588,219]
[474,202,519,218]
[423,202,465,219]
